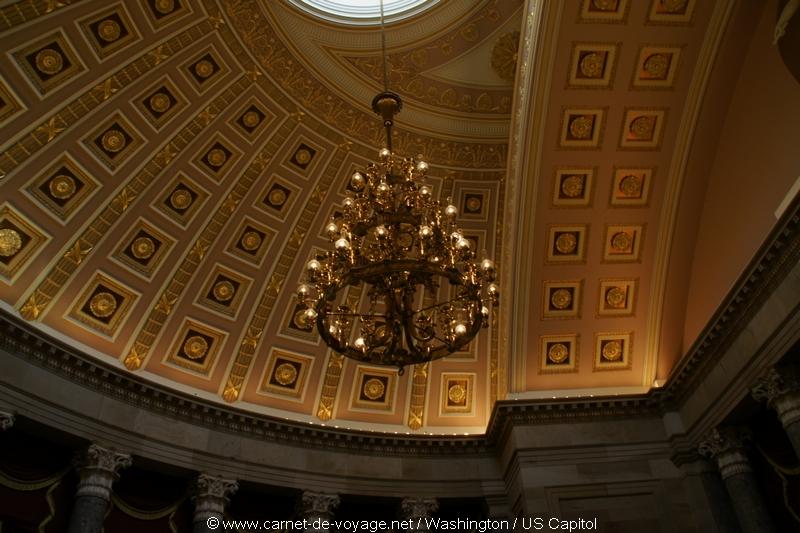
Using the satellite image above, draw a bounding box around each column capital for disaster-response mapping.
[698,427,753,480]
[74,444,132,500]
[192,474,238,526]
[0,410,14,430]
[300,491,340,517]
[401,497,438,519]
[752,366,800,427]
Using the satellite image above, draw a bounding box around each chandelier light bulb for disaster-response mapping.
[481,258,495,272]
[376,225,389,238]
[307,259,321,272]
[298,284,311,298]
[419,185,431,197]
[419,225,432,238]
[379,148,391,159]
[350,171,365,190]
[354,337,366,351]
[325,221,339,237]
[481,305,490,318]
[488,283,498,295]
[416,160,428,172]
[456,237,471,250]
[377,181,390,193]
[304,308,318,321]
[445,204,458,218]
[343,197,354,208]
[335,237,351,251]
[454,323,468,336]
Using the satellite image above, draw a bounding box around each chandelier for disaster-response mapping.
[296,6,499,374]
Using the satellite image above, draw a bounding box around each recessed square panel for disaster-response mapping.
[603,224,644,262]
[457,188,491,221]
[610,168,653,207]
[440,373,475,415]
[78,4,138,59]
[647,0,696,24]
[183,49,227,93]
[163,319,225,377]
[112,219,174,278]
[25,155,100,223]
[259,349,313,400]
[257,177,300,222]
[193,136,240,181]
[540,334,579,374]
[594,332,632,370]
[289,142,317,171]
[68,271,138,338]
[226,217,275,266]
[142,0,190,28]
[135,76,186,130]
[552,168,594,207]
[154,174,209,228]
[12,31,85,95]
[83,113,143,171]
[352,366,396,412]
[598,279,637,316]
[230,98,274,141]
[559,108,605,148]
[619,108,666,149]
[196,264,252,318]
[542,280,583,319]
[546,224,588,263]
[0,78,24,124]
[578,0,630,23]
[567,43,618,88]
[0,205,49,282]
[632,46,681,88]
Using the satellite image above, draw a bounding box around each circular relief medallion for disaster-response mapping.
[465,196,482,212]
[610,231,631,252]
[602,340,623,361]
[169,188,193,210]
[591,0,617,10]
[619,175,642,197]
[605,286,627,308]
[629,116,655,139]
[101,129,127,153]
[274,362,298,386]
[155,0,175,14]
[97,19,121,42]
[293,309,311,329]
[149,92,171,113]
[49,174,76,200]
[242,110,261,128]
[643,53,669,79]
[579,52,605,79]
[206,148,227,167]
[194,59,215,79]
[268,188,287,207]
[448,384,466,404]
[89,292,117,318]
[490,31,519,81]
[35,48,64,75]
[294,148,312,165]
[212,280,235,302]
[182,335,209,360]
[240,231,262,251]
[547,343,569,364]
[363,378,385,401]
[569,115,594,140]
[560,175,585,198]
[131,236,155,259]
[555,232,577,254]
[550,288,573,310]
[661,0,687,13]
[0,228,23,257]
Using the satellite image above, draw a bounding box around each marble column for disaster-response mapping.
[299,491,340,533]
[400,497,438,533]
[751,366,800,457]
[680,458,742,533]
[484,495,513,533]
[699,428,776,533]
[0,410,14,430]
[66,444,132,533]
[191,473,238,533]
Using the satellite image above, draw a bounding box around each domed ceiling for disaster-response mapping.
[0,0,740,433]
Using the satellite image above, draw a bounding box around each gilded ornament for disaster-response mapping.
[568,115,594,140]
[629,116,655,139]
[97,19,121,42]
[212,280,235,302]
[293,309,310,329]
[242,110,261,128]
[89,291,117,318]
[268,188,287,207]
[547,343,569,363]
[240,231,262,251]
[131,236,155,259]
[363,378,385,400]
[206,148,227,167]
[149,92,171,113]
[169,188,192,209]
[618,175,642,197]
[0,228,23,257]
[155,0,175,14]
[182,335,209,360]
[560,175,585,198]
[610,231,631,252]
[49,174,76,199]
[101,129,127,153]
[490,31,520,82]
[465,196,482,212]
[605,286,627,308]
[601,340,623,361]
[448,384,466,403]
[555,232,577,254]
[294,148,312,165]
[592,0,618,10]
[35,48,64,75]
[643,53,669,79]
[274,362,298,386]
[194,59,215,79]
[660,0,687,13]
[550,288,573,310]
[579,52,605,78]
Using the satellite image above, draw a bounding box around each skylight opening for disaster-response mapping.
[290,0,439,25]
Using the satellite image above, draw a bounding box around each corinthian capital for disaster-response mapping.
[300,491,340,516]
[74,444,132,500]
[194,474,239,500]
[698,427,753,480]
[0,410,14,431]
[752,366,800,426]
[401,497,438,520]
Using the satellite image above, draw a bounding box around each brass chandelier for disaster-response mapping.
[296,4,499,373]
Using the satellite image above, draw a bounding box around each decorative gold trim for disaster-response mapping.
[594,332,633,370]
[539,334,579,374]
[440,373,476,415]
